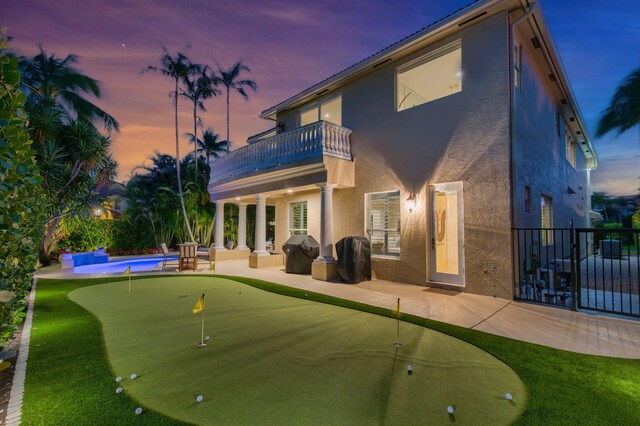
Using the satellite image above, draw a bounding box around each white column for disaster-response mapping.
[237,202,248,250]
[316,183,337,262]
[214,200,226,250]
[254,194,268,255]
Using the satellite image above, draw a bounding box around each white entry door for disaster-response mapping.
[429,182,465,286]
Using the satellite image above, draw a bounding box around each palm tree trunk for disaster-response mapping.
[193,100,198,228]
[175,78,196,243]
[193,101,198,188]
[226,87,230,153]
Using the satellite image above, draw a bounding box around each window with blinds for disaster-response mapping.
[541,195,554,245]
[289,201,307,236]
[366,191,401,257]
[565,133,577,169]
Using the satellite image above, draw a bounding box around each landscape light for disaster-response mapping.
[407,365,413,375]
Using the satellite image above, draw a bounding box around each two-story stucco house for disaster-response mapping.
[207,0,597,299]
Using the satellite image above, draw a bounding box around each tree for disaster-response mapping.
[18,49,118,264]
[187,127,228,166]
[596,67,640,138]
[0,30,46,343]
[19,47,119,132]
[213,61,256,152]
[181,66,219,187]
[144,47,197,242]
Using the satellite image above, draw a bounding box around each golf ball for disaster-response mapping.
[196,395,203,402]
[115,376,122,383]
[135,407,143,415]
[447,406,454,414]
[130,373,137,380]
[505,393,513,400]
[204,336,210,341]
[116,387,123,394]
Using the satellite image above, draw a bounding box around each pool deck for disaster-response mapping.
[37,256,640,359]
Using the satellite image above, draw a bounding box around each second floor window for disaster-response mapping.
[565,132,577,169]
[396,40,462,111]
[299,96,342,126]
[289,201,307,236]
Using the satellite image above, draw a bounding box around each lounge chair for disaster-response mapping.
[178,243,198,271]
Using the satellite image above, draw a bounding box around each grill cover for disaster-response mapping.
[336,236,371,284]
[282,235,320,274]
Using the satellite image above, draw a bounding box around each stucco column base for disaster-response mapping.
[312,259,337,281]
[249,252,283,268]
[212,248,250,261]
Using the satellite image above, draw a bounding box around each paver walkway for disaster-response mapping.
[38,258,640,358]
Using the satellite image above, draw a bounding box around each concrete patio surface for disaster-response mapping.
[37,257,640,359]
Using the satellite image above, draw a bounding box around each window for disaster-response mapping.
[289,202,307,236]
[541,195,553,245]
[514,40,522,91]
[565,132,577,169]
[366,191,401,257]
[396,41,462,111]
[299,96,342,126]
[524,186,531,213]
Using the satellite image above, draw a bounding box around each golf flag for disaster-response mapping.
[393,298,400,318]
[193,294,205,314]
[392,298,402,349]
[123,266,131,275]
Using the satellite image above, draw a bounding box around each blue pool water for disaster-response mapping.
[72,256,177,274]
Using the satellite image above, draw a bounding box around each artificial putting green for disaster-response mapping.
[68,276,525,425]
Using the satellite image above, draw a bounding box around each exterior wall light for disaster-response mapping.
[406,193,416,212]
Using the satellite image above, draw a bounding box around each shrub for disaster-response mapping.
[0,30,46,344]
[57,216,157,254]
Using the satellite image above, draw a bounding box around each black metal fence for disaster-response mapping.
[512,226,639,318]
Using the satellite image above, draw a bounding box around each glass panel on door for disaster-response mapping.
[429,182,465,286]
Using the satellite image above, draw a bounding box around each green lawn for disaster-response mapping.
[23,276,640,425]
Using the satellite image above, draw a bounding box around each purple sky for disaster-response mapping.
[5,0,640,195]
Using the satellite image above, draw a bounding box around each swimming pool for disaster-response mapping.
[72,256,177,274]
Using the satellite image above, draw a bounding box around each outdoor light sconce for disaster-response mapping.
[406,193,416,212]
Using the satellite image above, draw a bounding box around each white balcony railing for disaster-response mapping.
[210,120,352,185]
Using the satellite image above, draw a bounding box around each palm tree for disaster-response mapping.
[181,67,220,187]
[596,67,640,137]
[213,61,256,152]
[19,47,119,132]
[187,128,229,166]
[144,47,197,243]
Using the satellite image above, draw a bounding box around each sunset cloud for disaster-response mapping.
[5,0,639,195]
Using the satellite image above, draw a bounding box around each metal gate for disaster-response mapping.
[512,226,639,318]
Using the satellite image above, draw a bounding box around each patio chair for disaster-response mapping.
[178,243,198,272]
[201,243,215,269]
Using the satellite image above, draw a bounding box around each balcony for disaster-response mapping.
[209,121,353,187]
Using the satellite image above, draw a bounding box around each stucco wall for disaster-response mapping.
[512,31,590,232]
[277,12,513,298]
